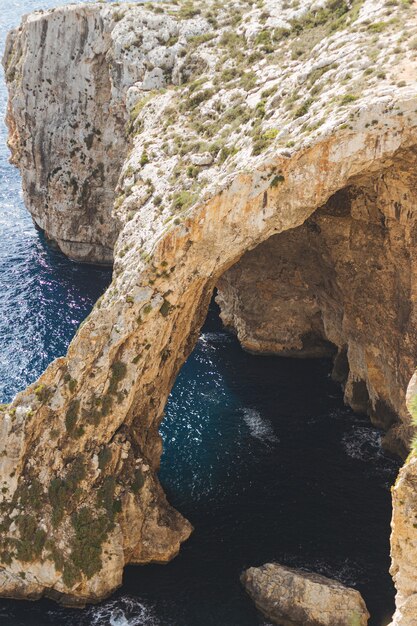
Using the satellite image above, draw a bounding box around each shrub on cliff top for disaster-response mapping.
[15,514,46,561]
[339,93,359,106]
[15,478,45,511]
[172,190,197,210]
[131,468,145,493]
[34,384,51,403]
[49,477,69,527]
[108,361,127,395]
[294,98,313,118]
[252,128,278,155]
[182,89,215,112]
[291,0,352,34]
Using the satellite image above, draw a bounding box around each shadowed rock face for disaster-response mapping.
[217,155,417,458]
[2,0,417,622]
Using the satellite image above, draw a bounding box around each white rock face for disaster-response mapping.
[2,3,207,263]
[3,6,124,263]
[190,152,213,166]
[241,563,370,626]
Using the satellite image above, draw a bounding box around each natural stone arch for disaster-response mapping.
[1,115,417,606]
[2,1,417,623]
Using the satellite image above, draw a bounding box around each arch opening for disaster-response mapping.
[134,157,417,624]
[215,163,417,459]
[149,291,400,626]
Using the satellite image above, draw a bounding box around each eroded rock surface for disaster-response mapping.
[241,563,370,626]
[1,0,417,618]
[390,375,417,626]
[3,3,208,262]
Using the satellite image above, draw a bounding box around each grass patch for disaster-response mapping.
[339,93,359,106]
[65,400,80,435]
[252,128,278,155]
[294,98,313,118]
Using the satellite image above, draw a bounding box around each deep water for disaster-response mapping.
[0,2,401,626]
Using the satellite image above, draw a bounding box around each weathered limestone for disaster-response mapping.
[3,6,125,263]
[2,0,417,620]
[2,4,205,262]
[241,563,370,626]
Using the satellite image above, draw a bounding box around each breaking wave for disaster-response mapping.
[87,596,160,626]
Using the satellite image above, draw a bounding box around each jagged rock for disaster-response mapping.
[1,0,417,618]
[141,67,166,91]
[241,563,370,626]
[190,152,213,166]
[390,374,417,626]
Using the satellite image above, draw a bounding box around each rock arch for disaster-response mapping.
[2,2,417,623]
[217,152,417,458]
[1,110,416,607]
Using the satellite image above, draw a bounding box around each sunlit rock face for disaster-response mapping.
[2,0,417,621]
[2,4,198,263]
[3,6,129,263]
[241,563,370,626]
[217,154,417,458]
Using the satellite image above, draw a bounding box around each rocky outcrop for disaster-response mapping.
[3,6,124,263]
[2,0,417,619]
[241,563,369,626]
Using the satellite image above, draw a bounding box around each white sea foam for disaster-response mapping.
[198,331,234,346]
[342,426,382,462]
[87,596,160,626]
[243,408,279,444]
[313,558,367,587]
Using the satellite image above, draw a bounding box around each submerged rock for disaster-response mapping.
[241,563,369,626]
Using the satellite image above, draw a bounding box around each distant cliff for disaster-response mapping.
[2,1,417,623]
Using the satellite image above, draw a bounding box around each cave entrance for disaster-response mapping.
[215,180,415,460]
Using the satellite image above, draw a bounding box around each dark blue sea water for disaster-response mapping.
[0,3,400,626]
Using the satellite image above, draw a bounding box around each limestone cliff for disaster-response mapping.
[2,0,417,622]
[390,377,417,626]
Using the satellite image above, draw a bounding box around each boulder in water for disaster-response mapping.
[241,563,369,626]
